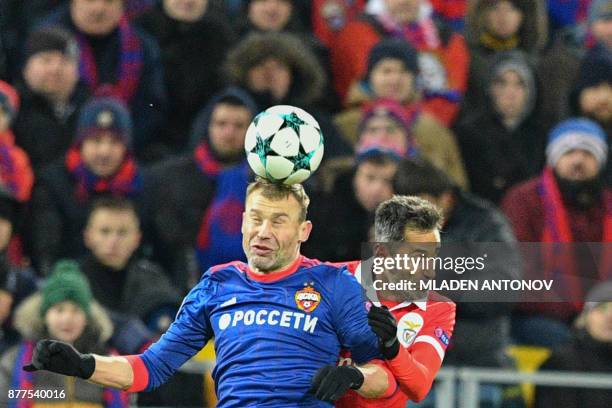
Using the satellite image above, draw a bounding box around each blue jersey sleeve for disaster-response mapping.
[332,267,381,364]
[139,276,214,390]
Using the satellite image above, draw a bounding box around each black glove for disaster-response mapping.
[309,365,364,402]
[23,339,95,379]
[368,305,400,359]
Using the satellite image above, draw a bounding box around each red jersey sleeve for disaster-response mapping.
[387,301,456,402]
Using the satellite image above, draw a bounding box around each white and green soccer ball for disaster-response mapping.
[244,105,324,185]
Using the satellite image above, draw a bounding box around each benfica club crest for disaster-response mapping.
[295,284,321,313]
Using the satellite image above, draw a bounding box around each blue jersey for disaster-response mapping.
[136,256,381,407]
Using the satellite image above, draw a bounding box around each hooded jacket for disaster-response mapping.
[0,293,129,407]
[455,50,545,203]
[461,0,547,116]
[223,32,352,159]
[141,87,256,291]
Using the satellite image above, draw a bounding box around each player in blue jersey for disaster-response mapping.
[23,178,395,407]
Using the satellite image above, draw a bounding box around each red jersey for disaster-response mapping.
[335,261,456,408]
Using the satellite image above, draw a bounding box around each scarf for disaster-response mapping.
[0,130,34,203]
[194,142,249,272]
[10,341,129,408]
[376,13,440,50]
[479,32,519,52]
[65,146,142,202]
[539,167,612,310]
[76,17,143,102]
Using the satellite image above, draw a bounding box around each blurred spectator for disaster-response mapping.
[0,195,38,355]
[80,197,181,333]
[502,118,610,346]
[0,260,130,407]
[223,32,352,159]
[330,0,469,126]
[29,97,143,276]
[334,39,468,188]
[569,46,612,136]
[0,81,35,206]
[538,1,611,128]
[534,281,612,408]
[45,0,166,159]
[462,0,547,117]
[304,150,398,261]
[235,0,339,111]
[143,87,256,291]
[311,0,366,47]
[355,98,467,188]
[135,0,236,155]
[393,158,524,407]
[569,46,612,184]
[455,51,545,204]
[13,27,89,175]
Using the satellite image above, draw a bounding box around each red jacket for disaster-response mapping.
[335,261,456,407]
[330,16,469,126]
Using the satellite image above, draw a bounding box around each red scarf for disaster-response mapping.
[376,13,440,50]
[76,17,143,102]
[539,167,612,310]
[65,146,142,202]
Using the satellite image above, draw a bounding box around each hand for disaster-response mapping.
[23,339,95,379]
[368,305,400,359]
[310,365,364,402]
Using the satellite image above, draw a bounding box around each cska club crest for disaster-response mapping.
[295,284,321,313]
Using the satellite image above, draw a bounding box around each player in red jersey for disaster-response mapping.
[335,195,457,407]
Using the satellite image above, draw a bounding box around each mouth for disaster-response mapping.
[251,244,274,256]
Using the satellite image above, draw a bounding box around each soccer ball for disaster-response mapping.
[244,105,324,185]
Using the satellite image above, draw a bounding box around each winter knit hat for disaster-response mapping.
[356,99,417,161]
[25,27,79,62]
[584,280,612,311]
[366,38,419,81]
[0,81,19,125]
[75,97,133,149]
[546,118,608,168]
[40,260,92,318]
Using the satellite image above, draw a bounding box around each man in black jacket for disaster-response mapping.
[13,27,89,174]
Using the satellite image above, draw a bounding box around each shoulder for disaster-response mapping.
[502,177,541,203]
[205,260,248,280]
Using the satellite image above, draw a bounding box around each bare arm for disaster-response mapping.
[88,355,134,390]
[356,362,394,398]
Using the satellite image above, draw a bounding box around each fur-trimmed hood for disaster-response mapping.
[13,293,113,346]
[223,32,326,108]
[465,0,548,52]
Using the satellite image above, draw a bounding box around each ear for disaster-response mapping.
[298,220,313,243]
[241,212,246,235]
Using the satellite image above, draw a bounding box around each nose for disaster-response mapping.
[256,220,274,239]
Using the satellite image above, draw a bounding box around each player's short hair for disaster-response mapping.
[87,196,140,227]
[375,195,442,241]
[246,178,310,222]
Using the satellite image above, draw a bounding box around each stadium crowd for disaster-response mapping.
[0,0,610,406]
